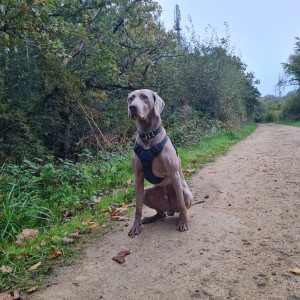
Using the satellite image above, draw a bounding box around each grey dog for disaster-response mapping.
[127,89,194,237]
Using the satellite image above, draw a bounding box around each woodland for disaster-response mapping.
[0,0,261,162]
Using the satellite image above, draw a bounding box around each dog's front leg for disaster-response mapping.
[171,172,188,231]
[128,173,144,237]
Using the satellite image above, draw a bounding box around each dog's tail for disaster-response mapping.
[192,200,205,206]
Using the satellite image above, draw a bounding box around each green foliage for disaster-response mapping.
[0,1,260,161]
[282,37,300,87]
[255,91,299,123]
[0,153,132,243]
[281,93,300,121]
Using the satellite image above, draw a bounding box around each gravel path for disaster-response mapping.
[31,124,300,300]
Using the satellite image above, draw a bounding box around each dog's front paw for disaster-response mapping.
[128,224,141,237]
[178,221,188,232]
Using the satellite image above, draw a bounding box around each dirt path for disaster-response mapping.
[31,124,300,300]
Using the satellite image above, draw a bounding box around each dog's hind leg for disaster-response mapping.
[141,185,169,224]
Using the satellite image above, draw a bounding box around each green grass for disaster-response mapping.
[277,120,300,128]
[0,124,257,295]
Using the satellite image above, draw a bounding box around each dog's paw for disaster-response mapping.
[178,221,188,232]
[128,225,141,237]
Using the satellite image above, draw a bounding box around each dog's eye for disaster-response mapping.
[128,95,135,102]
[140,94,148,100]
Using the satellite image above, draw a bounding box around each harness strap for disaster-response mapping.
[134,136,169,184]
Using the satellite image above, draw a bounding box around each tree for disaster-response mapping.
[282,37,300,88]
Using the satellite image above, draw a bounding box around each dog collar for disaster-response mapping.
[138,125,162,141]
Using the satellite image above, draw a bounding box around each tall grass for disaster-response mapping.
[0,154,133,243]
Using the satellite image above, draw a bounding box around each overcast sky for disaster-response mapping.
[156,0,300,96]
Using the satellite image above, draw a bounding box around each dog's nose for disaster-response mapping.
[129,105,137,112]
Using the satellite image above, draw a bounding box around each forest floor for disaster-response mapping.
[30,124,300,300]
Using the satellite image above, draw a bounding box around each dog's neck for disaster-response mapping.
[136,114,161,134]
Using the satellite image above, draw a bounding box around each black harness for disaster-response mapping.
[134,134,178,184]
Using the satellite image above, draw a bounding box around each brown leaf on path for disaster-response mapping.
[0,265,13,273]
[0,292,12,300]
[191,293,201,298]
[112,250,131,264]
[27,286,38,293]
[109,211,118,216]
[40,240,46,246]
[291,267,300,275]
[185,168,195,173]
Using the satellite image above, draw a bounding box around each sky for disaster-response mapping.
[156,0,300,96]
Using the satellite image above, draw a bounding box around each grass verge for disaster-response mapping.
[277,121,300,128]
[0,124,257,296]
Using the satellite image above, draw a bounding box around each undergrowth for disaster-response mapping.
[0,124,257,295]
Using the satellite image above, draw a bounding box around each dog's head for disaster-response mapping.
[127,89,165,120]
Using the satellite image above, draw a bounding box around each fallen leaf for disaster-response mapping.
[76,203,83,209]
[191,293,201,298]
[27,286,38,293]
[116,205,129,212]
[51,235,62,243]
[62,237,73,244]
[126,179,133,185]
[35,246,40,251]
[88,222,99,229]
[0,265,13,273]
[109,211,118,216]
[112,250,130,264]
[15,239,23,246]
[82,221,100,229]
[28,261,41,271]
[63,211,71,217]
[112,216,130,221]
[15,229,39,245]
[47,250,62,260]
[18,253,32,260]
[186,168,195,173]
[42,266,53,272]
[291,267,300,275]
[40,240,46,246]
[22,229,39,238]
[93,197,102,204]
[0,292,11,300]
[101,208,107,213]
[12,289,20,299]
[69,232,81,238]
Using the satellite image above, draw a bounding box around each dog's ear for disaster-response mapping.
[153,92,165,116]
[127,94,131,118]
